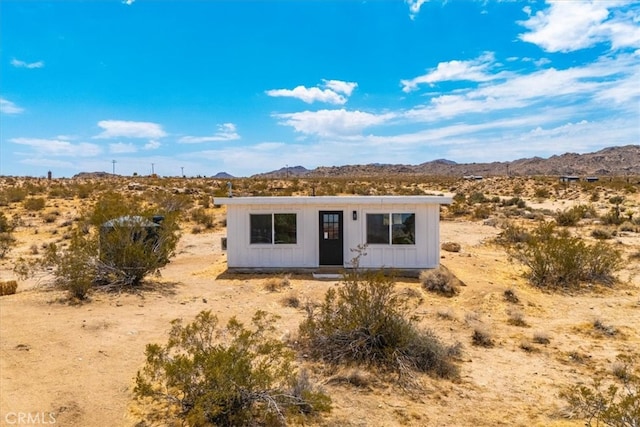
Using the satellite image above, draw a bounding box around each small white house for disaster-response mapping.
[216,195,452,272]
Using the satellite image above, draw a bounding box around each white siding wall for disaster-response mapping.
[225,201,441,269]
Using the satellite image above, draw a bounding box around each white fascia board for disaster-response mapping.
[215,195,452,206]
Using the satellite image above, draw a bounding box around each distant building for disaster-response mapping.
[585,177,599,183]
[559,175,580,183]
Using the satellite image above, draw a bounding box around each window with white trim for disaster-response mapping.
[250,213,297,244]
[366,213,415,245]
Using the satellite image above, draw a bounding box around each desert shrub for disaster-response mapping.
[534,187,550,199]
[555,204,595,226]
[532,331,550,344]
[281,293,301,308]
[591,228,613,240]
[501,197,526,209]
[23,197,46,211]
[298,269,459,381]
[472,205,493,219]
[25,193,181,297]
[503,288,520,303]
[0,280,18,296]
[0,187,27,204]
[560,355,639,427]
[0,212,16,258]
[263,275,291,292]
[134,310,331,426]
[471,327,494,348]
[507,309,528,327]
[619,221,638,232]
[468,191,488,204]
[190,207,215,229]
[420,267,460,297]
[495,223,530,246]
[510,222,623,290]
[41,233,96,299]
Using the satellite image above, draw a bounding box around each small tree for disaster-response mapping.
[134,310,330,426]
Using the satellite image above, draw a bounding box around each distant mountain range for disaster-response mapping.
[251,145,639,178]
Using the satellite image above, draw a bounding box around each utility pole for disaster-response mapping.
[112,160,116,175]
[151,163,155,175]
[181,166,184,177]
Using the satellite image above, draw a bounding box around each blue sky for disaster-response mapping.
[1,0,638,178]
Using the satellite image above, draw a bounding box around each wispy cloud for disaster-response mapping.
[519,1,640,52]
[122,0,135,5]
[274,109,395,137]
[10,137,102,157]
[144,140,161,150]
[0,98,24,114]
[266,80,358,105]
[178,123,240,143]
[11,58,45,69]
[406,0,430,20]
[401,52,500,93]
[94,120,167,139]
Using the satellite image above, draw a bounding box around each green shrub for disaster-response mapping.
[298,269,459,381]
[23,197,46,211]
[134,310,331,426]
[190,207,215,229]
[555,204,595,226]
[42,234,96,299]
[560,356,639,427]
[0,212,16,258]
[511,222,623,290]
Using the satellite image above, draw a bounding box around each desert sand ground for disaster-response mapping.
[0,177,638,426]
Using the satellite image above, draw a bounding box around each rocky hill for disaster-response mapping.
[255,145,639,178]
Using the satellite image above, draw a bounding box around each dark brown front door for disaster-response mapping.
[319,211,343,266]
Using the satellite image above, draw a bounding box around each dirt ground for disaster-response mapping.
[1,181,639,426]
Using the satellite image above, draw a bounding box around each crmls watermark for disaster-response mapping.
[4,412,57,425]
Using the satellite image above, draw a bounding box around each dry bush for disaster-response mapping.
[472,327,495,348]
[23,197,46,211]
[591,228,614,240]
[263,274,291,292]
[532,331,551,344]
[0,280,18,296]
[298,269,459,381]
[420,266,461,297]
[503,288,520,303]
[507,309,529,327]
[280,293,301,308]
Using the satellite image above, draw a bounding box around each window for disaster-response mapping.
[366,213,415,245]
[250,213,297,244]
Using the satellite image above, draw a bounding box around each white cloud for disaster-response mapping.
[11,58,44,69]
[322,79,358,96]
[266,80,358,104]
[95,120,167,139]
[123,0,135,5]
[406,0,430,19]
[274,109,395,137]
[11,138,102,157]
[178,123,240,143]
[519,1,640,52]
[0,98,24,114]
[109,142,137,154]
[401,52,500,92]
[144,140,161,150]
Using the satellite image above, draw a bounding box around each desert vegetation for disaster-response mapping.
[0,173,639,426]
